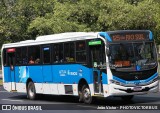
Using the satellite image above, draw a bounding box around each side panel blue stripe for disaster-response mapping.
[43,65,52,82]
[27,66,43,83]
[52,64,93,84]
[14,66,43,83]
[102,72,108,84]
[4,65,94,84]
[4,67,11,82]
[4,65,157,86]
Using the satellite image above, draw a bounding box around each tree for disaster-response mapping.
[0,0,55,45]
[0,0,160,46]
[125,0,144,5]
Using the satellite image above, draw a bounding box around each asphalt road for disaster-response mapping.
[0,84,160,113]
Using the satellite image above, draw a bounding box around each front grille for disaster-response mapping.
[111,67,157,81]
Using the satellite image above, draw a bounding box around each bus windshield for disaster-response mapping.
[109,42,157,71]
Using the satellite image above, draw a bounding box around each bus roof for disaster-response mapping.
[2,30,152,48]
[36,32,98,41]
[2,32,98,48]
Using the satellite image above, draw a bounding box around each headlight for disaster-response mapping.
[110,79,122,85]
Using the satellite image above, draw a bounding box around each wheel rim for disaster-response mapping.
[29,83,35,97]
[83,88,91,101]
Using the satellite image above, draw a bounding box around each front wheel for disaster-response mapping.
[27,81,36,100]
[82,85,92,104]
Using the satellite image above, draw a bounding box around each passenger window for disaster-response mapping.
[28,46,40,64]
[76,41,86,63]
[2,49,6,66]
[53,44,64,63]
[43,46,50,64]
[16,48,22,65]
[64,42,75,63]
[76,41,86,51]
[21,47,28,65]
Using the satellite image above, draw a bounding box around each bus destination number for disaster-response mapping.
[112,34,145,41]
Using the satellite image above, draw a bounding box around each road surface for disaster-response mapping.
[0,83,160,113]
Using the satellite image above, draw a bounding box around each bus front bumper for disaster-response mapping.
[107,80,159,96]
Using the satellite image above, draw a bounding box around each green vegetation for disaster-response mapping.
[0,79,3,86]
[0,0,160,46]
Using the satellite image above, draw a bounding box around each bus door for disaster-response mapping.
[7,48,16,91]
[42,46,53,82]
[89,42,104,94]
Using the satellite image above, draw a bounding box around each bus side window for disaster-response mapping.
[70,42,75,62]
[22,47,28,65]
[3,49,7,66]
[64,42,75,63]
[53,44,64,63]
[76,41,86,63]
[43,46,50,64]
[16,48,22,65]
[28,46,40,64]
[59,44,64,63]
[53,44,59,63]
[64,43,70,62]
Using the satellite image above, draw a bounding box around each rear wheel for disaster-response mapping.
[121,95,134,101]
[82,85,92,104]
[27,81,36,100]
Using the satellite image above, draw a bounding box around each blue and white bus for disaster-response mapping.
[1,30,159,104]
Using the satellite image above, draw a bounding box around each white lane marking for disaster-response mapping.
[2,99,23,102]
[77,105,97,109]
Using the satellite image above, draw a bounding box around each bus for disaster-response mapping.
[1,30,159,104]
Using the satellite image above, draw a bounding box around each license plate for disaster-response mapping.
[133,86,142,91]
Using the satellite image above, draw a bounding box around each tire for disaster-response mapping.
[27,81,36,100]
[82,85,92,104]
[121,95,134,101]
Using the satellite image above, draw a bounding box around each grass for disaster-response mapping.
[0,79,2,86]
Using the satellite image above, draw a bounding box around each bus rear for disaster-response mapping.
[100,30,159,99]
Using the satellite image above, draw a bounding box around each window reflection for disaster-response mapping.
[109,42,157,70]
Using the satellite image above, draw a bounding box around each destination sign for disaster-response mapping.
[110,32,149,41]
[7,48,15,53]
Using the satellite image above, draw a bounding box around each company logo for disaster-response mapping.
[2,105,11,110]
[67,70,77,76]
[59,70,78,76]
[135,76,138,80]
[59,70,67,76]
